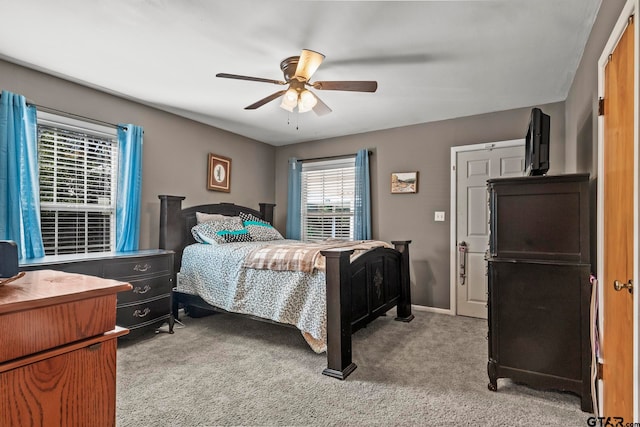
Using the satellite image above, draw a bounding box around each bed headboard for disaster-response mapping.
[158,195,275,274]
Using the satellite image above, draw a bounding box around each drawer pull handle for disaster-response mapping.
[133,308,151,318]
[133,284,151,294]
[133,263,152,272]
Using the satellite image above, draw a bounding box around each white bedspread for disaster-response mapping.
[178,240,328,352]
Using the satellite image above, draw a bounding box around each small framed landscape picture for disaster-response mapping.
[391,171,418,194]
[207,153,231,192]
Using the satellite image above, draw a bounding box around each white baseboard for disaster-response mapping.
[412,304,454,316]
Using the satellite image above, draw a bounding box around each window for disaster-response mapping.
[301,157,355,240]
[37,112,118,255]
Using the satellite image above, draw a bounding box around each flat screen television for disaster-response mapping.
[524,107,550,176]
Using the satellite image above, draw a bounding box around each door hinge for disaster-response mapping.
[597,362,604,380]
[598,97,605,116]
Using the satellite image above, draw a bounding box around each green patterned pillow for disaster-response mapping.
[191,217,253,244]
[239,212,283,241]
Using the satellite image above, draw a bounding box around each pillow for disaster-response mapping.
[191,217,253,244]
[239,212,284,241]
[196,212,229,224]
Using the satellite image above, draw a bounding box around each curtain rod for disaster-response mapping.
[30,104,127,131]
[0,92,126,130]
[299,150,372,163]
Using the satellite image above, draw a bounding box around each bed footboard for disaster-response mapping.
[321,240,413,380]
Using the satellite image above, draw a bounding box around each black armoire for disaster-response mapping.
[486,173,592,412]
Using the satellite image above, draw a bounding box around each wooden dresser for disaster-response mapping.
[0,270,132,426]
[486,173,592,412]
[20,249,175,336]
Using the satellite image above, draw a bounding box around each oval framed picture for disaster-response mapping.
[207,153,231,192]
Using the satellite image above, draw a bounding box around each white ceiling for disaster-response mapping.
[0,0,601,146]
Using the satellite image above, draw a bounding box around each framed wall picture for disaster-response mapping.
[207,153,231,192]
[391,171,418,194]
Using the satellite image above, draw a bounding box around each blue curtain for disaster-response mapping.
[0,90,45,259]
[116,124,143,252]
[354,149,371,240]
[286,157,301,240]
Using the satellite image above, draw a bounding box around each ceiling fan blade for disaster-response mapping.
[294,49,325,81]
[312,80,378,92]
[216,73,286,85]
[311,93,332,116]
[244,90,287,110]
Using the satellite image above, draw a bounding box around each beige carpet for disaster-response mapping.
[116,310,590,426]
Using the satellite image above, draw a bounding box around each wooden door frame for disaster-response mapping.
[449,139,525,316]
[597,0,639,419]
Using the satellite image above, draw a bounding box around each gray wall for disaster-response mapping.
[565,0,626,175]
[0,59,276,250]
[275,102,566,309]
[563,0,627,272]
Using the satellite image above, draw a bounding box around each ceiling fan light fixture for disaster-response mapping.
[297,100,311,113]
[280,88,298,112]
[280,99,295,112]
[298,90,317,113]
[294,49,325,80]
[284,88,298,102]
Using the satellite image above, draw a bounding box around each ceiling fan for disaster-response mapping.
[216,49,378,116]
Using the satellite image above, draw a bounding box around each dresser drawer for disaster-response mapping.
[1,295,118,363]
[105,256,170,279]
[117,275,171,306]
[116,295,170,328]
[20,260,102,277]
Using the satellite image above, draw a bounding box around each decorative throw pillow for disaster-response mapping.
[191,217,253,244]
[239,212,284,241]
[196,212,231,224]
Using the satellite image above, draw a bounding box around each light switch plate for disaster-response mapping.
[434,211,445,222]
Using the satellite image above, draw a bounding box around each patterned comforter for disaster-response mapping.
[178,240,329,352]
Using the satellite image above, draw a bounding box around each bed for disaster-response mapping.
[158,195,414,379]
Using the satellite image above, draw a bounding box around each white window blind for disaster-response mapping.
[37,113,118,255]
[301,157,355,241]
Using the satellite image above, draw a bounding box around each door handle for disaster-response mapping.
[458,241,468,286]
[613,279,633,294]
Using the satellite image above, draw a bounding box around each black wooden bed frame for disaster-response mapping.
[158,195,414,380]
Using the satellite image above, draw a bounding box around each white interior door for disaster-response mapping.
[454,142,524,318]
